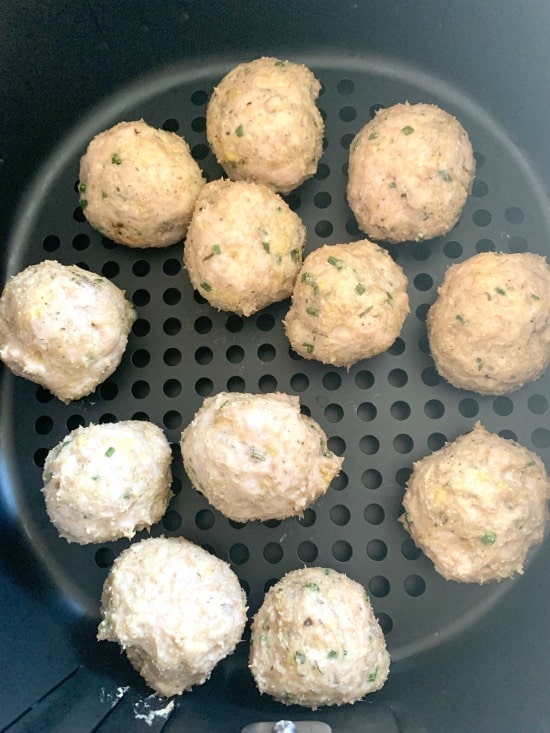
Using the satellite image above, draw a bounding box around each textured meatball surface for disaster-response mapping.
[284,240,409,367]
[184,179,305,315]
[347,103,475,243]
[206,57,323,194]
[42,421,173,544]
[79,119,205,247]
[249,567,390,709]
[401,423,549,583]
[180,391,342,522]
[0,260,135,402]
[428,252,550,394]
[98,537,247,696]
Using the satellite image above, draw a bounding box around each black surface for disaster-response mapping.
[2,3,550,732]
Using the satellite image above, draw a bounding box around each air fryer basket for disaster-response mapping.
[2,2,550,732]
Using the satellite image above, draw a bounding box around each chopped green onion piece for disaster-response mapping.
[105,446,115,457]
[438,169,452,182]
[482,532,497,546]
[495,287,506,295]
[531,294,541,300]
[91,475,100,481]
[368,667,379,682]
[524,460,536,468]
[262,241,270,253]
[455,314,465,323]
[290,248,301,262]
[368,131,379,140]
[294,651,306,664]
[402,125,414,135]
[102,191,108,199]
[212,244,221,255]
[235,124,245,137]
[43,472,53,483]
[79,198,88,209]
[274,59,289,67]
[249,447,266,462]
[303,342,314,354]
[355,283,366,295]
[389,180,397,188]
[304,581,320,591]
[79,183,87,193]
[306,306,319,317]
[327,650,338,659]
[327,255,344,270]
[301,272,315,284]
[476,357,483,370]
[111,153,122,164]
[386,291,394,305]
[200,282,212,292]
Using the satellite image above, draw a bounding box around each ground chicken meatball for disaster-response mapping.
[98,537,247,696]
[206,57,323,194]
[428,252,550,394]
[401,423,549,584]
[79,119,205,247]
[180,392,342,522]
[0,260,135,402]
[347,102,475,243]
[184,179,306,315]
[249,567,390,709]
[42,421,173,544]
[284,240,409,367]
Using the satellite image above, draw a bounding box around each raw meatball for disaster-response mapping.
[180,391,342,522]
[98,537,247,696]
[79,119,205,247]
[249,567,390,709]
[428,252,550,394]
[206,57,323,194]
[184,179,305,316]
[42,421,173,544]
[0,260,135,403]
[401,423,549,584]
[284,240,409,367]
[347,103,475,243]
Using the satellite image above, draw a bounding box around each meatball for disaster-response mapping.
[206,57,323,194]
[180,391,342,522]
[184,179,305,316]
[428,252,550,394]
[98,537,247,696]
[347,102,475,243]
[0,260,135,402]
[249,567,390,709]
[42,421,173,544]
[284,240,409,367]
[401,423,549,584]
[79,119,205,247]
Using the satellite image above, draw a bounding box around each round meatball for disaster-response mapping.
[428,252,550,394]
[206,57,323,194]
[184,179,305,316]
[401,422,549,584]
[79,119,205,247]
[98,537,247,696]
[0,260,135,403]
[284,240,409,367]
[42,421,173,544]
[347,102,475,243]
[180,391,343,522]
[249,567,390,709]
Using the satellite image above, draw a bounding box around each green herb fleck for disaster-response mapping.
[79,183,87,193]
[79,198,88,209]
[102,191,108,199]
[368,667,379,682]
[368,131,379,140]
[524,460,536,468]
[386,291,394,306]
[327,650,338,659]
[455,314,465,324]
[301,271,320,295]
[274,59,289,67]
[328,255,345,270]
[93,277,104,284]
[212,244,221,255]
[105,446,115,458]
[389,180,397,189]
[438,169,452,182]
[294,651,306,664]
[531,294,541,301]
[91,475,100,481]
[306,306,319,317]
[305,582,320,591]
[324,568,330,575]
[111,153,122,165]
[403,512,413,529]
[476,357,483,371]
[355,283,366,296]
[495,287,507,296]
[275,254,282,265]
[303,342,314,355]
[200,281,212,292]
[235,124,245,137]
[364,591,370,602]
[259,634,268,643]
[249,447,266,462]
[323,450,334,459]
[43,472,53,483]
[291,248,301,262]
[402,125,415,135]
[262,241,270,253]
[482,532,497,546]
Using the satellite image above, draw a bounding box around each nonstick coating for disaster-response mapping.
[2,51,550,732]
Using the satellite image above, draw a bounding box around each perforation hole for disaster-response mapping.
[42,234,60,252]
[404,575,426,597]
[328,436,346,455]
[95,548,114,568]
[33,448,48,467]
[290,373,309,392]
[411,243,430,261]
[401,538,422,561]
[163,348,181,366]
[314,191,332,209]
[226,315,244,333]
[421,367,440,387]
[227,376,245,392]
[388,369,408,387]
[192,143,209,161]
[99,382,118,401]
[331,471,348,492]
[72,234,89,251]
[298,541,318,563]
[369,575,390,597]
[424,399,444,419]
[195,378,213,396]
[396,467,412,487]
[337,78,354,95]
[369,103,385,118]
[493,396,513,416]
[364,504,385,525]
[508,236,528,253]
[162,118,179,132]
[499,429,517,441]
[36,386,54,403]
[367,540,387,561]
[162,510,182,531]
[315,163,330,180]
[532,428,550,449]
[163,379,182,397]
[388,337,405,356]
[428,433,447,451]
[340,133,354,150]
[322,372,342,390]
[360,435,379,455]
[163,318,181,336]
[132,259,150,277]
[393,434,413,454]
[163,287,181,305]
[357,402,377,421]
[473,209,492,227]
[35,416,53,435]
[377,613,393,635]
[459,398,479,417]
[259,375,277,392]
[163,258,181,275]
[332,540,352,561]
[133,289,150,307]
[191,115,206,132]
[315,220,333,238]
[132,319,150,338]
[229,543,249,565]
[505,206,525,224]
[476,238,495,253]
[413,273,433,291]
[194,316,212,334]
[391,401,410,420]
[257,344,275,362]
[227,345,245,363]
[355,370,374,389]
[528,394,548,414]
[330,504,350,526]
[416,303,430,321]
[298,508,316,527]
[191,89,207,105]
[472,180,488,197]
[362,469,382,490]
[325,404,343,423]
[195,346,213,365]
[339,105,357,122]
[67,415,85,431]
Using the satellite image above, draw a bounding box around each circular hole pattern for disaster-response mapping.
[421,367,440,387]
[194,316,212,334]
[315,220,333,238]
[395,467,412,487]
[163,317,181,336]
[332,540,352,562]
[229,543,250,565]
[327,436,346,455]
[162,510,182,531]
[393,433,413,454]
[163,379,182,397]
[163,410,182,429]
[195,346,213,365]
[191,115,206,132]
[369,575,390,597]
[298,508,316,527]
[323,372,341,390]
[33,448,48,467]
[325,403,343,423]
[355,370,374,389]
[401,538,422,561]
[163,258,181,275]
[476,238,495,253]
[404,574,426,597]
[337,78,354,95]
[195,377,214,396]
[227,376,245,392]
[163,348,181,366]
[263,543,283,564]
[227,345,245,363]
[413,273,433,292]
[133,289,150,307]
[428,432,447,451]
[226,315,244,333]
[360,435,379,455]
[162,118,179,132]
[362,469,382,490]
[340,133,354,150]
[473,209,492,227]
[330,504,350,526]
[314,191,332,209]
[472,179,489,197]
[508,236,528,253]
[388,337,405,356]
[315,162,330,180]
[164,287,181,305]
[528,394,548,414]
[390,401,410,420]
[191,89,207,105]
[357,402,377,421]
[493,396,513,416]
[377,613,393,635]
[95,547,114,569]
[505,206,525,224]
[259,374,277,392]
[42,234,60,252]
[459,398,479,418]
[424,399,444,419]
[132,319,150,338]
[35,416,53,435]
[290,373,309,392]
[339,105,357,122]
[364,504,385,525]
[99,382,118,401]
[67,415,85,430]
[388,368,408,387]
[298,541,318,563]
[257,344,275,362]
[72,233,89,251]
[532,428,550,449]
[331,471,348,492]
[443,240,463,259]
[367,539,388,561]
